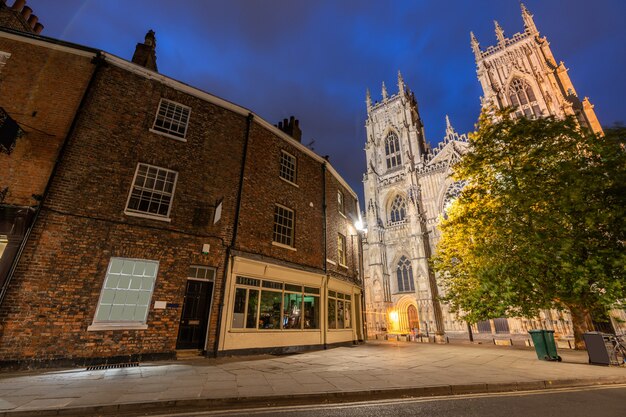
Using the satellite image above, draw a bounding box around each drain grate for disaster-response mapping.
[86,362,140,371]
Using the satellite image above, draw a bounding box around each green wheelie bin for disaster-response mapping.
[528,329,562,361]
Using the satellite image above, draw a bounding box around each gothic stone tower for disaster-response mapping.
[362,72,469,339]
[472,3,602,135]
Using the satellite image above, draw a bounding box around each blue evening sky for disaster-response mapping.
[24,0,626,202]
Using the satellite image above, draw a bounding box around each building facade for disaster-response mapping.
[362,74,469,340]
[0,0,363,368]
[362,4,623,341]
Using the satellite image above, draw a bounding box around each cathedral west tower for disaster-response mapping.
[472,4,602,134]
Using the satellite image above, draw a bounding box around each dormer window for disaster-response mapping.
[384,132,401,169]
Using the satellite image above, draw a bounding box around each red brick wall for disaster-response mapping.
[0,35,95,207]
[0,62,246,362]
[325,173,361,284]
[236,125,325,270]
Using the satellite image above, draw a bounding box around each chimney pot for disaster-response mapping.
[11,0,25,12]
[33,22,43,34]
[27,13,37,28]
[20,4,31,19]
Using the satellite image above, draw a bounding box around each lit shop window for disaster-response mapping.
[232,276,320,330]
[328,290,352,329]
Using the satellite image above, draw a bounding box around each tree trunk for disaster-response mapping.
[569,305,593,350]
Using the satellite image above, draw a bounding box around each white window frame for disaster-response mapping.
[149,98,191,141]
[337,190,345,216]
[279,150,297,185]
[124,163,178,222]
[338,233,347,266]
[272,204,295,248]
[88,258,159,331]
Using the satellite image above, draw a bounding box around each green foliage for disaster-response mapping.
[434,111,626,325]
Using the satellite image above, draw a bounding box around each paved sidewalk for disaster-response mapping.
[1,341,625,416]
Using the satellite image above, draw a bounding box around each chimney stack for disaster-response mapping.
[2,1,44,34]
[275,116,302,143]
[10,0,25,11]
[131,30,158,72]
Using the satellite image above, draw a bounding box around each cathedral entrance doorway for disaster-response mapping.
[407,305,419,332]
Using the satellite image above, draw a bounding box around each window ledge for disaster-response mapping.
[272,241,296,251]
[149,128,188,142]
[326,259,337,266]
[87,323,148,331]
[338,211,346,219]
[279,177,299,188]
[338,263,348,269]
[124,210,172,223]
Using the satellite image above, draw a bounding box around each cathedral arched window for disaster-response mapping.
[389,195,407,224]
[443,180,467,213]
[508,78,541,118]
[396,256,414,293]
[384,132,402,169]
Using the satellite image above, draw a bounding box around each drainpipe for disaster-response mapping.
[0,51,104,306]
[212,112,253,357]
[321,162,328,349]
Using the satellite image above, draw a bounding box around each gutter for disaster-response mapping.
[213,112,253,357]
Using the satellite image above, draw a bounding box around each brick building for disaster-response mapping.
[0,0,363,367]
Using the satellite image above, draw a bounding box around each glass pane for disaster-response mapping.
[259,290,281,330]
[232,288,246,328]
[132,261,146,276]
[137,291,151,306]
[144,262,158,277]
[121,304,136,321]
[345,301,352,328]
[304,287,320,295]
[118,276,131,289]
[110,305,124,321]
[129,276,142,290]
[109,258,124,274]
[104,275,119,289]
[304,295,320,329]
[285,284,302,293]
[126,291,140,305]
[283,293,302,329]
[135,305,148,321]
[246,289,259,329]
[328,299,336,329]
[337,300,345,328]
[101,289,116,304]
[95,305,111,321]
[121,261,135,275]
[141,277,154,290]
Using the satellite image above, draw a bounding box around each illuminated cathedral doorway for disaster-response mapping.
[407,305,419,332]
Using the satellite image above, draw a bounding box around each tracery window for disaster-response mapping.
[443,180,467,213]
[508,78,541,118]
[384,132,401,169]
[389,195,407,224]
[396,256,415,293]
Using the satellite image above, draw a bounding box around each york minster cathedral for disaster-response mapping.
[362,4,614,341]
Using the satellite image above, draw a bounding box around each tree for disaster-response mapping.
[433,111,626,349]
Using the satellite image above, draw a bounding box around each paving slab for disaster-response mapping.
[0,341,625,416]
